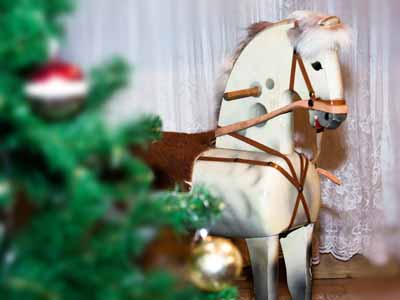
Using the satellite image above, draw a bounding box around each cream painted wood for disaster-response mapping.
[323,50,344,100]
[280,224,314,300]
[192,148,320,238]
[246,236,280,300]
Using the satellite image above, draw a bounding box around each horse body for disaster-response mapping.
[193,148,320,237]
[191,11,350,300]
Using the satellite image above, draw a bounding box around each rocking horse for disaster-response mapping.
[142,10,350,300]
[191,11,350,300]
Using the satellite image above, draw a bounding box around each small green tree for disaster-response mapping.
[0,1,237,300]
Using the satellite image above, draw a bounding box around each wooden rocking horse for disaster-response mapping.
[192,11,350,300]
[143,11,350,300]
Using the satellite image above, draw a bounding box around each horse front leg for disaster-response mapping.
[280,224,314,300]
[246,235,280,300]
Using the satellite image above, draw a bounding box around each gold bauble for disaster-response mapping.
[187,236,243,292]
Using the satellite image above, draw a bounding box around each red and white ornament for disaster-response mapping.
[25,60,88,119]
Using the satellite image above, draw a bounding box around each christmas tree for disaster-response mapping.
[0,1,237,299]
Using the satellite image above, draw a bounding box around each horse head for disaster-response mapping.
[216,11,351,157]
[288,11,350,130]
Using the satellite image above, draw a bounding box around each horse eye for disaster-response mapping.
[311,61,323,71]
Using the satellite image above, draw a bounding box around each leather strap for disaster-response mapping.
[199,132,312,230]
[229,131,312,227]
[289,51,297,91]
[198,156,299,189]
[228,131,298,180]
[320,99,346,106]
[289,51,347,107]
[294,52,316,100]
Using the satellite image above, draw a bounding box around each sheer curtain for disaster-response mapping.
[63,0,400,263]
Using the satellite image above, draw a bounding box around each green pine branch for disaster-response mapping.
[0,1,237,300]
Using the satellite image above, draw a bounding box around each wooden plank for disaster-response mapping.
[232,238,400,279]
[237,276,400,300]
[313,253,400,279]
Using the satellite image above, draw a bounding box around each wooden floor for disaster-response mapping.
[232,239,400,299]
[237,267,400,300]
[142,230,400,299]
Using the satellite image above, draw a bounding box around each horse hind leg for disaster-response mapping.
[246,235,279,300]
[280,224,314,300]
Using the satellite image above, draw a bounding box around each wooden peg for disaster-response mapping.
[223,86,261,101]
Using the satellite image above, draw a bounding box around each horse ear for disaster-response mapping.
[319,16,341,27]
[287,21,301,45]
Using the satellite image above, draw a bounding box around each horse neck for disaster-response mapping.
[275,91,295,155]
[216,90,296,155]
[216,21,297,155]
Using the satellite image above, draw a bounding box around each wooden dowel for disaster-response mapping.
[223,86,261,101]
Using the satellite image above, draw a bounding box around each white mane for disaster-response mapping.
[288,10,351,59]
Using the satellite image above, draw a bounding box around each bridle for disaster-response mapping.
[289,50,347,114]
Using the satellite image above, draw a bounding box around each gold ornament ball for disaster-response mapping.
[187,236,243,292]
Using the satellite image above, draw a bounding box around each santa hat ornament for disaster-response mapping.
[25,59,88,120]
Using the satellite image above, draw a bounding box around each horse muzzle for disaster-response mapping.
[309,99,348,129]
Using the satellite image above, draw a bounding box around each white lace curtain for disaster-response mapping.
[63,0,400,263]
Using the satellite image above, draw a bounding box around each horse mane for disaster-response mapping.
[215,21,273,102]
[231,21,273,67]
